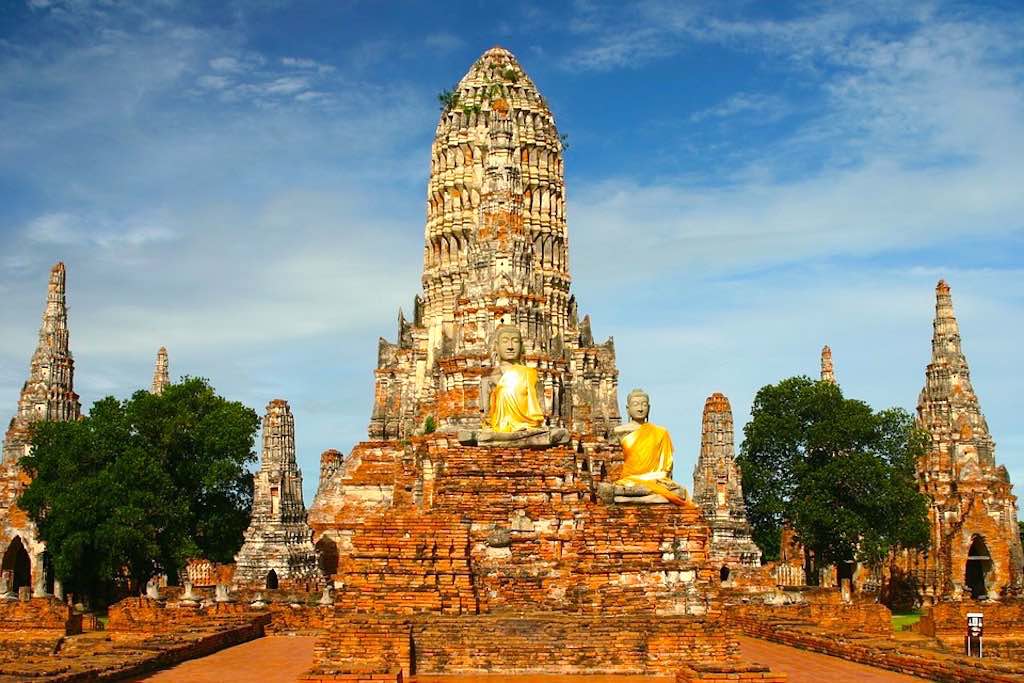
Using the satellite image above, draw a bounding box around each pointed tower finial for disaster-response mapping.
[932,279,961,362]
[151,347,170,395]
[820,345,836,384]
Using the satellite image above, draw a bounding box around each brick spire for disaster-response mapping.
[820,345,836,384]
[233,399,320,588]
[917,279,994,471]
[2,262,81,464]
[692,392,761,567]
[150,347,170,395]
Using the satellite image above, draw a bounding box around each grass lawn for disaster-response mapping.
[892,611,922,630]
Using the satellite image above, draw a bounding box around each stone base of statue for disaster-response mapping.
[597,481,688,505]
[457,427,570,448]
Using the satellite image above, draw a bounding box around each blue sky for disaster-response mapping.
[1,0,1022,507]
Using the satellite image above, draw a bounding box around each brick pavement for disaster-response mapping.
[738,636,926,682]
[137,635,316,682]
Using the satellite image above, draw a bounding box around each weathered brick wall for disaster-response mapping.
[745,623,1024,682]
[309,612,740,677]
[106,597,272,632]
[918,599,1024,637]
[727,602,892,636]
[678,662,788,682]
[310,437,719,616]
[0,596,76,634]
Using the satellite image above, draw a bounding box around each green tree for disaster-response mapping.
[19,378,258,604]
[736,376,930,577]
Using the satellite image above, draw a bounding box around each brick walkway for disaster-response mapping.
[738,636,925,682]
[136,635,316,682]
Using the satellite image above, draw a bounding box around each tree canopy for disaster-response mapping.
[736,376,930,573]
[19,377,258,604]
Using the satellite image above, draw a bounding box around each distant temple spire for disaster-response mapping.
[2,262,81,464]
[233,399,320,589]
[692,392,761,568]
[151,347,170,395]
[820,345,836,384]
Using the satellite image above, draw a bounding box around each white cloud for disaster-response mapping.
[424,32,464,53]
[689,92,789,123]
[209,56,243,72]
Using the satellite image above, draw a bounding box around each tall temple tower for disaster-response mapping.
[692,393,761,569]
[1,262,80,594]
[908,280,1022,600]
[150,347,170,395]
[2,262,81,464]
[234,399,319,589]
[370,47,619,439]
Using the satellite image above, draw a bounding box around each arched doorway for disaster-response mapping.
[316,537,339,577]
[266,569,279,590]
[837,561,855,588]
[1,537,31,591]
[719,566,731,583]
[965,535,993,599]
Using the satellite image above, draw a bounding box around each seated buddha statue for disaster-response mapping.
[609,388,687,506]
[458,324,569,447]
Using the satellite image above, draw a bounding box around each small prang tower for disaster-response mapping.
[692,392,761,569]
[234,399,320,589]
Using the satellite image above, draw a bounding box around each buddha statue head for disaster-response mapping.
[626,388,650,424]
[494,324,524,364]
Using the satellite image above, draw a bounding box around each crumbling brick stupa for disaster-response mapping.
[234,399,320,590]
[692,392,762,575]
[1,263,80,596]
[369,47,619,441]
[308,47,777,680]
[894,280,1023,601]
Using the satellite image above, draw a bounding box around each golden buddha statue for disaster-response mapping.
[484,325,546,432]
[459,324,568,446]
[611,388,687,506]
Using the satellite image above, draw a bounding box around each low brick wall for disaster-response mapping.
[728,602,892,636]
[308,611,741,678]
[734,607,1024,683]
[0,596,78,635]
[301,669,403,683]
[265,603,332,635]
[677,660,788,682]
[919,599,1024,638]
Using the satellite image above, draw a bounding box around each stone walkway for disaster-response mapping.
[738,636,925,682]
[134,634,929,682]
[136,635,316,682]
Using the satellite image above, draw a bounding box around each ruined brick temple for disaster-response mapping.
[369,47,619,441]
[1,263,80,596]
[305,47,775,678]
[234,399,320,589]
[895,280,1023,601]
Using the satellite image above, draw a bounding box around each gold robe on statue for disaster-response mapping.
[487,364,545,433]
[617,423,687,506]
